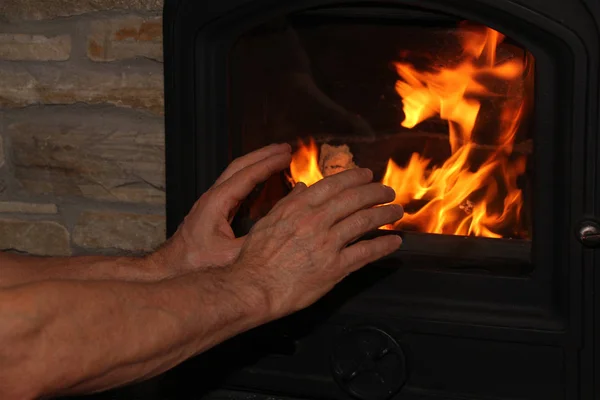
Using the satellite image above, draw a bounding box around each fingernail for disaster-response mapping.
[392,204,404,216]
[280,143,292,152]
[361,168,373,178]
[291,182,308,193]
[393,235,403,246]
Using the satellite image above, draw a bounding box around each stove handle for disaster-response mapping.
[577,220,600,248]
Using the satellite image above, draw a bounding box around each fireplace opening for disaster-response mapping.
[158,0,599,397]
[229,7,535,272]
[161,0,600,397]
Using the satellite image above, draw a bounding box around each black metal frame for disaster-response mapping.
[163,0,600,398]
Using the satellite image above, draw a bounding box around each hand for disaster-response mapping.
[229,168,404,319]
[152,143,293,276]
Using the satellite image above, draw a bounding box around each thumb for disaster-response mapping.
[212,152,292,218]
[289,181,308,196]
[213,143,291,187]
[218,237,247,266]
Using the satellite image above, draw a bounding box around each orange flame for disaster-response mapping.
[288,138,323,187]
[288,25,531,239]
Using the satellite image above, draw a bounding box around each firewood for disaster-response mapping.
[318,143,358,177]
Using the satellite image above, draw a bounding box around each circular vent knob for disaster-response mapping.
[330,326,407,400]
[578,220,600,248]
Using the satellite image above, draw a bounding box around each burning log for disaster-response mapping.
[318,143,357,177]
[286,25,532,239]
[459,200,475,215]
[464,138,532,155]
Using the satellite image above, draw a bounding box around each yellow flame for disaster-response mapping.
[288,25,530,239]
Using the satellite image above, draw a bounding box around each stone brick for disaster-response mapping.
[73,211,165,252]
[88,17,162,62]
[0,202,58,214]
[8,109,165,204]
[0,0,163,21]
[0,63,164,114]
[0,219,71,256]
[0,34,71,61]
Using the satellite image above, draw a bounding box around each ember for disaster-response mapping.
[287,24,531,239]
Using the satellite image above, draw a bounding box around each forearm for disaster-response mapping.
[0,253,166,288]
[0,264,267,399]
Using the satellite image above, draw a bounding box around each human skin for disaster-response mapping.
[0,144,294,289]
[0,143,403,399]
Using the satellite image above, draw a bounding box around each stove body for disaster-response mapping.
[160,0,600,399]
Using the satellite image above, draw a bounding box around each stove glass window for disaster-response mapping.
[229,9,534,244]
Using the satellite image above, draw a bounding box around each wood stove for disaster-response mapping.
[159,0,600,399]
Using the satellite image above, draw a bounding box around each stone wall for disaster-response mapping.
[0,0,166,256]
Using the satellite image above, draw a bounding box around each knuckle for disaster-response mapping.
[277,209,318,236]
[350,167,372,180]
[357,244,372,259]
[353,213,373,230]
[340,168,370,185]
[294,218,312,236]
[277,218,298,235]
[279,199,307,218]
[331,229,345,245]
[312,180,340,199]
[321,179,341,194]
[341,189,361,205]
[304,210,327,231]
[200,191,215,204]
[229,157,243,169]
[257,162,272,176]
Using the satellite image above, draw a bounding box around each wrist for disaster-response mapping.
[149,230,212,277]
[86,255,165,282]
[225,261,278,325]
[145,236,189,280]
[156,264,273,355]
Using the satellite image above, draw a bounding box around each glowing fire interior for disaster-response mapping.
[287,25,530,238]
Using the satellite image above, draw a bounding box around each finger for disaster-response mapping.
[339,235,402,273]
[212,152,292,216]
[290,181,308,194]
[284,181,308,200]
[330,204,404,247]
[304,168,374,206]
[213,143,291,187]
[321,183,396,227]
[268,181,308,215]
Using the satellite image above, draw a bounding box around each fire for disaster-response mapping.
[287,24,531,239]
[288,138,323,187]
